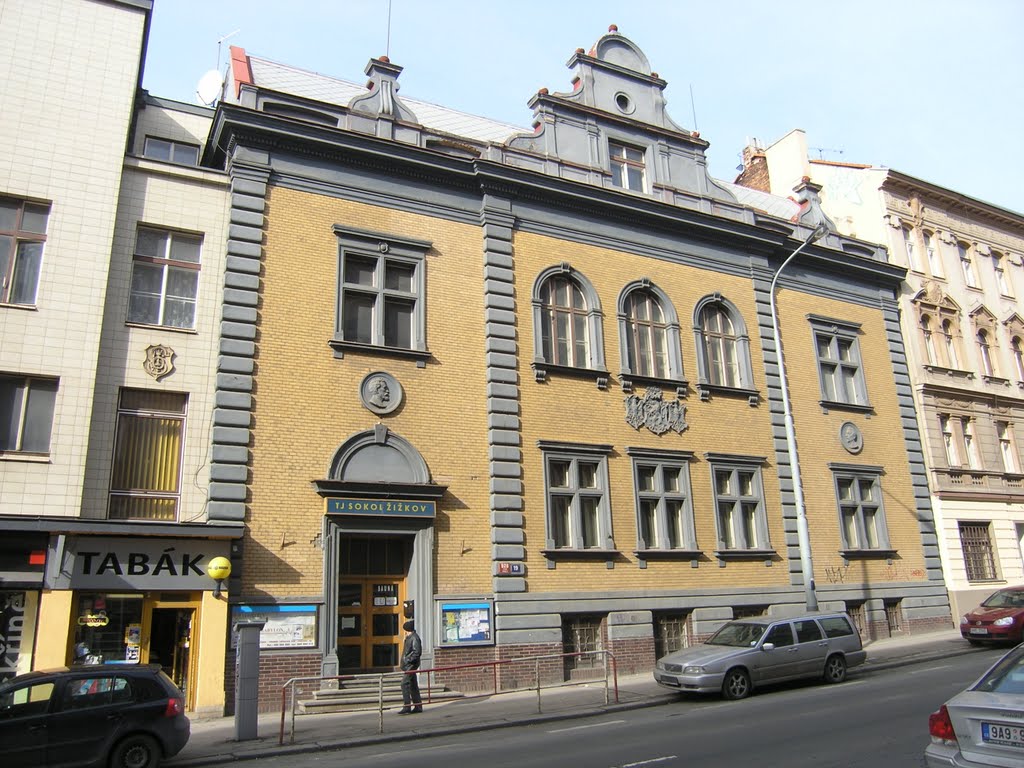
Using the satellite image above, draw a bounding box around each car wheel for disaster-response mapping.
[109,734,161,768]
[823,654,847,684]
[721,668,751,700]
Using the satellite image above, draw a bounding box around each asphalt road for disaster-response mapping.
[264,647,1007,768]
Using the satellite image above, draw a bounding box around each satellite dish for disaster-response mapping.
[196,69,223,106]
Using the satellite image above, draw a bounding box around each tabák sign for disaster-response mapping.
[56,536,230,591]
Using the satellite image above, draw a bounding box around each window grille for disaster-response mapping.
[959,522,997,581]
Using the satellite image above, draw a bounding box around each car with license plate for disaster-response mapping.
[926,642,1024,767]
[653,611,866,700]
[960,586,1024,645]
[0,664,190,768]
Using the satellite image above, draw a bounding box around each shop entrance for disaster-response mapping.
[143,594,200,711]
[149,608,193,696]
[336,536,410,672]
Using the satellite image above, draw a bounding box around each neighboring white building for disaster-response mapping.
[736,129,1024,619]
[0,0,236,714]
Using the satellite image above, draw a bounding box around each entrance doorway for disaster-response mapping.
[336,536,410,672]
[149,608,193,694]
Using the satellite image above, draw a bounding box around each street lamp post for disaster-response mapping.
[770,221,829,612]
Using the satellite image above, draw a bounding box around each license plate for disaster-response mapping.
[658,675,680,687]
[970,628,989,635]
[982,722,1024,747]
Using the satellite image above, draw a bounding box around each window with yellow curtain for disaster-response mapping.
[108,389,187,521]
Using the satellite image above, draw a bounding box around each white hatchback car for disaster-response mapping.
[654,611,866,700]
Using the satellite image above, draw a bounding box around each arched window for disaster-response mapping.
[531,265,606,382]
[942,319,961,369]
[617,281,683,385]
[539,274,589,367]
[693,295,754,400]
[977,329,994,376]
[1012,337,1024,381]
[920,315,937,365]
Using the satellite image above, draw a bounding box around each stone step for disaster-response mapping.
[296,688,463,714]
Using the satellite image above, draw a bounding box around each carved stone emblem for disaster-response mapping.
[625,388,687,435]
[360,371,403,415]
[143,344,175,380]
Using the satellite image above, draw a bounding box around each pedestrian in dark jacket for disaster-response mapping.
[399,619,422,714]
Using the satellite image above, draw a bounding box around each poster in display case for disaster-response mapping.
[438,599,493,647]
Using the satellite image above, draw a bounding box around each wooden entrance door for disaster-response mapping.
[337,577,404,671]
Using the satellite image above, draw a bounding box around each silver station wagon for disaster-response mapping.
[654,611,866,700]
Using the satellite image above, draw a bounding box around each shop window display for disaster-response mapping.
[73,594,144,664]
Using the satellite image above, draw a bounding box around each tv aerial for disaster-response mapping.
[194,29,240,106]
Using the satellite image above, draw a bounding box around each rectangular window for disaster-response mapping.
[940,414,962,467]
[541,442,613,551]
[959,522,997,581]
[810,317,868,406]
[0,375,58,454]
[609,142,646,192]
[994,252,1013,297]
[335,229,429,356]
[902,227,922,272]
[959,241,978,288]
[142,137,200,166]
[127,227,201,329]
[654,612,691,659]
[833,470,890,551]
[108,389,187,521]
[997,421,1020,473]
[710,457,769,551]
[0,196,50,306]
[962,418,981,469]
[924,231,943,278]
[630,450,695,551]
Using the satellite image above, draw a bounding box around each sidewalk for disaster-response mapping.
[166,628,973,767]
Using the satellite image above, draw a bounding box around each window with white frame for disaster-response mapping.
[540,441,614,551]
[532,265,606,377]
[708,454,770,552]
[0,374,58,454]
[996,421,1020,473]
[142,137,199,166]
[618,281,683,382]
[832,467,891,552]
[109,389,187,521]
[333,227,430,357]
[924,231,943,277]
[940,414,962,467]
[920,315,937,365]
[127,227,202,329]
[811,316,869,407]
[977,329,996,377]
[958,241,979,288]
[628,448,696,551]
[962,417,981,469]
[0,196,50,306]
[609,142,646,192]
[993,251,1013,296]
[902,226,922,272]
[693,295,754,393]
[942,319,962,368]
[1013,336,1024,380]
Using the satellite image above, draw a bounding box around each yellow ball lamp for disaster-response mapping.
[206,556,232,598]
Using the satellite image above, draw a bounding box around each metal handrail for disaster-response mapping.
[278,649,618,745]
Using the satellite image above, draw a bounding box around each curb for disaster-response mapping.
[167,642,979,767]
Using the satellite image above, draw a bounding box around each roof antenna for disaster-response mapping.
[216,29,240,72]
[386,0,393,59]
[689,83,699,132]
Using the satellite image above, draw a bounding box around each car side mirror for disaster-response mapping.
[761,642,775,651]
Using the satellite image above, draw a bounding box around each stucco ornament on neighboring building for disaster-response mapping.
[142,344,175,380]
[360,371,403,415]
[625,387,687,435]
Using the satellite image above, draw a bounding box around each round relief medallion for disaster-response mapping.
[840,421,863,454]
[360,371,402,415]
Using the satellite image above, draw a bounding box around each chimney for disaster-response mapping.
[734,142,770,192]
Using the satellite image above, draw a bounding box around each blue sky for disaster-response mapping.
[144,0,1023,213]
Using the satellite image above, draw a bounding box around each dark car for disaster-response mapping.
[960,586,1024,645]
[0,664,190,768]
